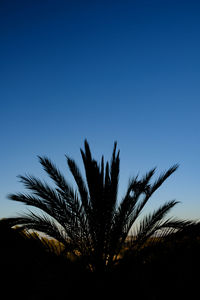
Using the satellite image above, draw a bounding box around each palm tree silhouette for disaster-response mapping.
[7,140,191,273]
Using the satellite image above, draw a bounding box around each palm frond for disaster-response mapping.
[8,192,58,220]
[155,218,196,238]
[66,156,90,213]
[109,141,120,214]
[150,164,179,194]
[126,165,179,231]
[17,174,67,207]
[5,213,70,248]
[8,177,71,225]
[114,167,157,233]
[100,155,104,186]
[38,156,74,198]
[110,173,148,249]
[80,140,104,212]
[133,200,179,247]
[8,190,90,255]
[80,141,107,239]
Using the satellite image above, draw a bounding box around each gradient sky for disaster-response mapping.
[0,0,200,221]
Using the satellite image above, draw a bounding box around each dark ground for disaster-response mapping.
[0,222,199,300]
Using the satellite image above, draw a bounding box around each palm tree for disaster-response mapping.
[7,140,192,273]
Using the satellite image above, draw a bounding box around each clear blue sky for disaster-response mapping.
[0,0,200,221]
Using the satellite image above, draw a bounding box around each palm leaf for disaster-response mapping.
[8,176,72,225]
[5,213,70,248]
[126,165,179,231]
[134,200,179,244]
[66,157,90,214]
[150,164,179,194]
[38,156,74,198]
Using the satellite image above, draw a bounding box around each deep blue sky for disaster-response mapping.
[0,0,200,221]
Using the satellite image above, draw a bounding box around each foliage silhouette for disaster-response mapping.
[6,140,194,273]
[115,222,200,300]
[0,218,87,299]
[1,220,200,300]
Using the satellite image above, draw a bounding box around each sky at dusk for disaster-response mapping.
[0,0,200,221]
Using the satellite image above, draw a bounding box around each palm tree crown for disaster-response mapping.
[7,140,191,272]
